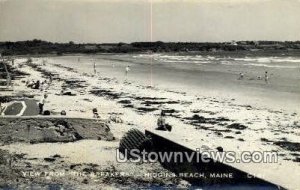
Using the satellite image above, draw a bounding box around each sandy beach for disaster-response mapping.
[0,53,300,189]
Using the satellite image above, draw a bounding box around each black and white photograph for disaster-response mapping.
[0,0,299,189]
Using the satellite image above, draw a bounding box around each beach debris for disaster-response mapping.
[191,109,216,115]
[62,91,77,96]
[273,141,300,152]
[63,78,87,89]
[44,157,56,162]
[90,89,122,100]
[43,110,51,115]
[216,146,224,152]
[261,138,272,142]
[141,100,180,106]
[108,115,123,123]
[118,99,132,104]
[136,107,158,113]
[226,123,247,130]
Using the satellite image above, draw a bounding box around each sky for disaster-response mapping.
[0,0,300,43]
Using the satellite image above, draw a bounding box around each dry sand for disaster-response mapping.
[0,54,299,189]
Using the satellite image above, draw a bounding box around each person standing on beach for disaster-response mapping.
[264,71,269,83]
[125,66,130,77]
[49,75,52,84]
[38,94,48,115]
[0,102,4,114]
[6,73,11,88]
[93,62,97,75]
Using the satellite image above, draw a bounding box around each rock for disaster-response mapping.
[227,123,247,130]
[43,110,51,115]
[82,178,89,184]
[44,157,56,162]
[216,146,223,152]
[52,154,62,158]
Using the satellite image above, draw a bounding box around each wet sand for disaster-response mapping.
[50,53,300,113]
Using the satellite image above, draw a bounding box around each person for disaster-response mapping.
[34,80,40,89]
[156,111,172,131]
[125,66,130,76]
[93,62,96,74]
[28,80,36,88]
[0,102,4,114]
[38,94,47,115]
[264,71,269,83]
[92,108,100,118]
[157,111,166,130]
[6,73,11,88]
[41,79,49,91]
[238,72,244,80]
[60,110,66,115]
[40,81,44,91]
[49,75,53,83]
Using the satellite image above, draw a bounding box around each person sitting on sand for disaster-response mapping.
[41,80,49,91]
[38,94,48,115]
[92,108,100,118]
[34,80,40,89]
[156,111,172,131]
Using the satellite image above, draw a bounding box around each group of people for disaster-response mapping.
[25,76,52,115]
[238,71,269,83]
[93,62,131,79]
[26,77,52,91]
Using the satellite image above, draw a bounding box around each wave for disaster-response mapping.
[234,57,300,63]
